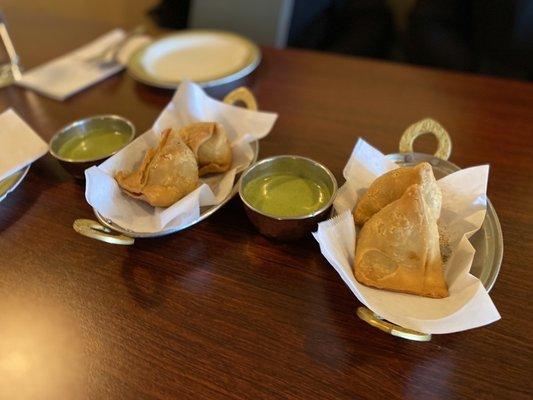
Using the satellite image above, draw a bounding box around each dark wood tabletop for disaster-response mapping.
[1,8,532,400]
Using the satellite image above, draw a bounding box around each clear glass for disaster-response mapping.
[0,11,21,87]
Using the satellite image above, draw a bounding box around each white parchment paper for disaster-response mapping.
[313,138,501,334]
[85,81,277,233]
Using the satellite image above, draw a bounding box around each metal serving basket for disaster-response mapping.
[356,118,503,341]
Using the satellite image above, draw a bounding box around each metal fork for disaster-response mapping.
[84,25,145,67]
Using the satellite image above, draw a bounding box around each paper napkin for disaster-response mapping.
[313,139,501,334]
[18,29,150,101]
[0,109,48,181]
[85,81,278,233]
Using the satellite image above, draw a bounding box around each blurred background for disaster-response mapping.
[2,0,533,81]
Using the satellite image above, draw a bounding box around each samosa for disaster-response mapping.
[353,162,441,225]
[178,122,232,176]
[354,184,448,298]
[115,129,199,207]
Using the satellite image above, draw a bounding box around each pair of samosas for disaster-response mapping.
[353,163,449,298]
[115,122,232,207]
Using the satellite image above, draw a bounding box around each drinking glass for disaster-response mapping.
[0,11,22,88]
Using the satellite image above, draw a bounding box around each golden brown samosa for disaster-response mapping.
[178,122,232,176]
[354,184,448,298]
[115,129,199,207]
[354,162,441,225]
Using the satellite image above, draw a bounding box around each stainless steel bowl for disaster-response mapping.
[49,115,135,179]
[239,155,337,240]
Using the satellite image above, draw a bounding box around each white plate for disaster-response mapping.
[128,30,261,88]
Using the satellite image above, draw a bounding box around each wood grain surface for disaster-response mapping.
[1,8,532,400]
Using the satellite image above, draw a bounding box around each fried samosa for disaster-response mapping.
[354,184,448,298]
[178,122,232,176]
[115,129,199,207]
[354,162,441,225]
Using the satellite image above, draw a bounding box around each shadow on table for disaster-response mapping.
[119,228,212,308]
[120,238,175,309]
[311,267,465,366]
[0,154,70,233]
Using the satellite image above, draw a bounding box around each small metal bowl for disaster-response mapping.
[49,115,135,179]
[239,155,337,240]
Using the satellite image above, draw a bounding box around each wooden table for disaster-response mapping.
[1,9,532,400]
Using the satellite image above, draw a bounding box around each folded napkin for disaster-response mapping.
[313,139,500,334]
[17,29,150,101]
[0,109,48,181]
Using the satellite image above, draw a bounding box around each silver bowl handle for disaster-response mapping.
[223,87,258,110]
[356,307,432,341]
[73,219,134,245]
[399,118,452,160]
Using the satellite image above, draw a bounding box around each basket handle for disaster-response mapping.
[223,87,258,110]
[73,219,134,245]
[399,118,452,160]
[356,307,432,341]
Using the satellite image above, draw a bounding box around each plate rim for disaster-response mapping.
[127,29,262,89]
[480,197,503,292]
[94,140,259,237]
[0,165,30,203]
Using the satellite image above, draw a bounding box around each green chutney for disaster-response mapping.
[243,173,331,218]
[57,130,130,161]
